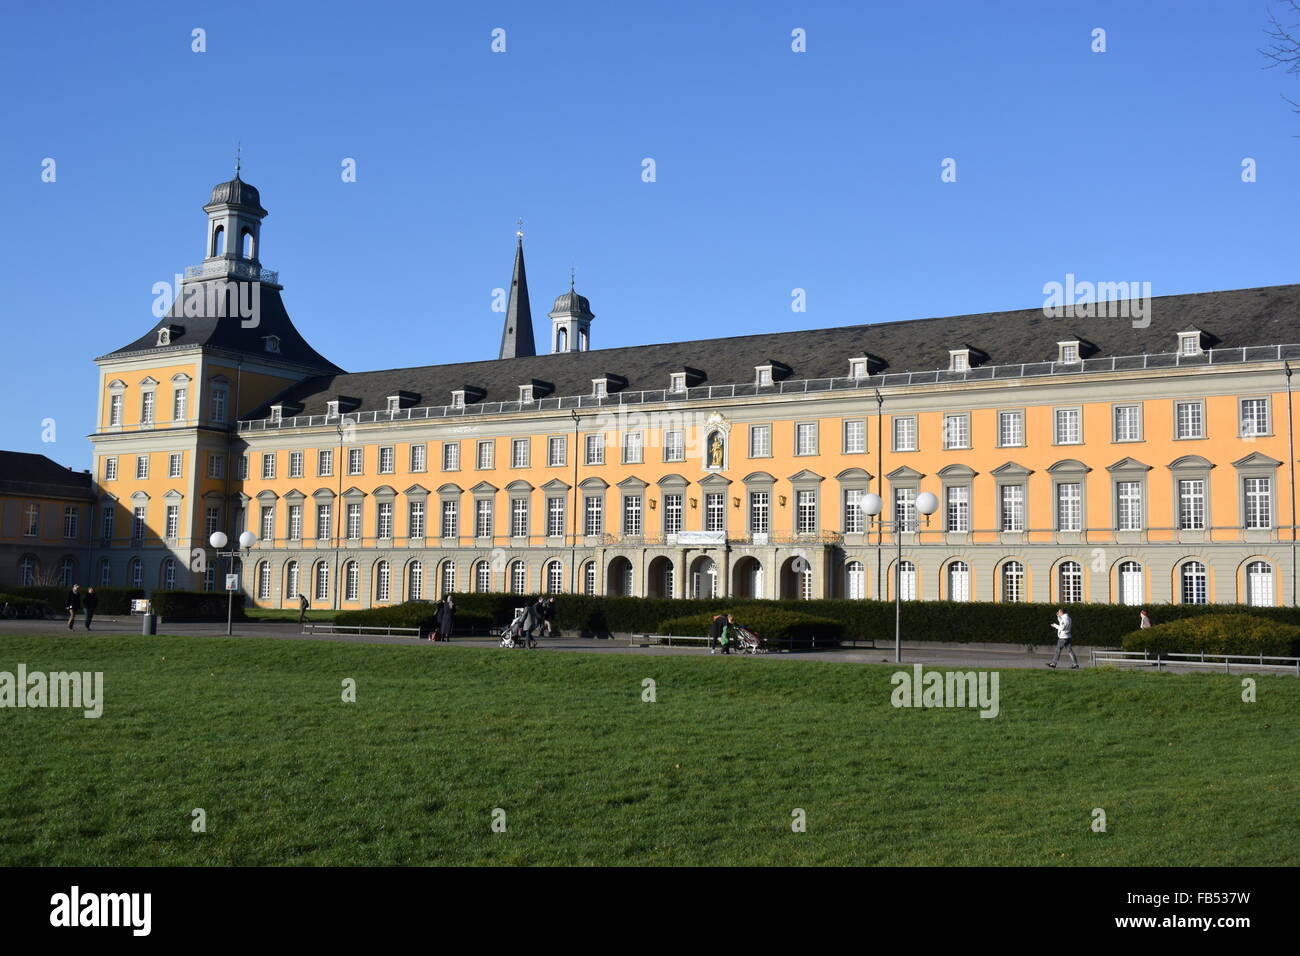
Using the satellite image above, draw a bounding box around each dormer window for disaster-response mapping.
[269,405,283,424]
[386,396,400,415]
[1058,341,1081,364]
[263,335,280,354]
[157,328,171,346]
[669,373,686,393]
[849,357,869,380]
[592,379,608,399]
[451,390,466,409]
[756,365,774,387]
[519,384,535,404]
[326,400,340,418]
[1179,331,1203,356]
[949,350,971,372]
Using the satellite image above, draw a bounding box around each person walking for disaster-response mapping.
[83,587,98,630]
[718,613,736,656]
[1139,609,1152,629]
[1047,607,1079,669]
[437,596,456,643]
[65,584,81,631]
[298,592,310,627]
[428,598,445,641]
[707,613,724,655]
[541,597,557,638]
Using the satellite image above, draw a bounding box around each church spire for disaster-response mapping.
[499,225,536,359]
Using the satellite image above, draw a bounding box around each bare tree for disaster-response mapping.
[1263,0,1300,115]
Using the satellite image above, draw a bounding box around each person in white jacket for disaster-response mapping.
[1047,608,1079,669]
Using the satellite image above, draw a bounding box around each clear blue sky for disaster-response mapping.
[3,0,1297,462]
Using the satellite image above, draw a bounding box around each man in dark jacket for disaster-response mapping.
[707,613,724,655]
[541,597,557,638]
[298,592,310,626]
[65,584,81,631]
[83,587,98,630]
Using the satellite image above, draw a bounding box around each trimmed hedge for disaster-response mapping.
[149,590,245,622]
[334,600,491,636]
[658,608,844,649]
[9,586,144,616]
[1122,614,1300,657]
[0,593,52,617]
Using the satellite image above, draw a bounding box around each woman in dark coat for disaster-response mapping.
[437,596,456,642]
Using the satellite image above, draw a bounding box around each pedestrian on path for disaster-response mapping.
[83,587,98,630]
[708,613,724,654]
[65,584,81,630]
[1047,608,1079,669]
[298,592,310,626]
[718,614,736,656]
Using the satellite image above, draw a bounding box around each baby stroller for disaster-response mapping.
[732,624,768,655]
[499,608,537,649]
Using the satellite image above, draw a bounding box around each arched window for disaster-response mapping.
[408,561,423,601]
[582,560,596,595]
[59,556,76,588]
[344,561,359,602]
[509,560,527,594]
[129,557,143,589]
[1247,560,1274,607]
[285,561,300,600]
[315,562,330,602]
[1119,561,1143,605]
[846,560,866,600]
[545,560,564,594]
[257,561,271,599]
[578,328,588,351]
[1180,561,1207,604]
[376,561,391,602]
[1002,560,1025,602]
[474,560,491,593]
[1058,560,1082,603]
[161,558,176,590]
[212,225,225,256]
[898,560,916,601]
[556,327,568,352]
[948,560,970,602]
[440,560,456,596]
[241,228,255,259]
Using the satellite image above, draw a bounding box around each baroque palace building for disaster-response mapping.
[84,173,1300,609]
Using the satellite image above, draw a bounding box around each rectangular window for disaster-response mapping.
[317,449,333,477]
[208,453,224,479]
[748,492,769,535]
[1245,477,1272,530]
[261,453,276,479]
[286,451,302,478]
[584,495,603,535]
[796,489,817,534]
[136,455,150,480]
[132,506,146,541]
[346,447,363,475]
[946,486,969,533]
[547,437,565,467]
[893,417,917,452]
[346,502,362,540]
[236,455,248,480]
[211,387,228,423]
[173,387,187,421]
[795,422,818,456]
[378,446,395,474]
[109,393,123,426]
[942,414,969,450]
[168,453,182,479]
[205,506,220,537]
[705,492,725,533]
[843,420,866,454]
[63,506,78,539]
[546,497,565,537]
[844,489,865,533]
[1054,408,1081,444]
[1178,479,1206,530]
[1112,405,1141,442]
[1056,482,1082,532]
[510,498,529,537]
[260,506,275,542]
[1175,402,1204,440]
[475,499,493,538]
[104,508,118,542]
[511,438,530,468]
[441,499,458,539]
[585,434,605,465]
[22,504,39,537]
[749,424,772,458]
[104,457,118,481]
[141,391,155,424]
[894,487,916,533]
[410,443,427,472]
[1116,481,1143,531]
[1000,485,1025,532]
[998,410,1024,447]
[316,503,332,541]
[1241,398,1270,438]
[664,493,684,535]
[286,504,302,540]
[622,432,643,464]
[664,430,685,462]
[623,495,643,536]
[376,502,393,539]
[409,500,425,538]
[476,440,495,470]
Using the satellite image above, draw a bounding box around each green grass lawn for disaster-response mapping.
[1,633,1296,866]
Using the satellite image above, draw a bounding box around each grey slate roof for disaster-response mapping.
[0,452,94,500]
[97,280,344,374]
[245,282,1300,420]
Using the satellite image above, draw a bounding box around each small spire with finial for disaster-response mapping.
[516,217,524,240]
[235,142,242,177]
[570,264,575,291]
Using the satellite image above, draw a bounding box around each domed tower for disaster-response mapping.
[548,278,595,353]
[200,171,269,278]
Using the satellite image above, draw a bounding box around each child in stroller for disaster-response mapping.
[732,623,768,655]
[500,606,539,649]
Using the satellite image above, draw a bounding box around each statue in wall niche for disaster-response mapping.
[708,431,724,468]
